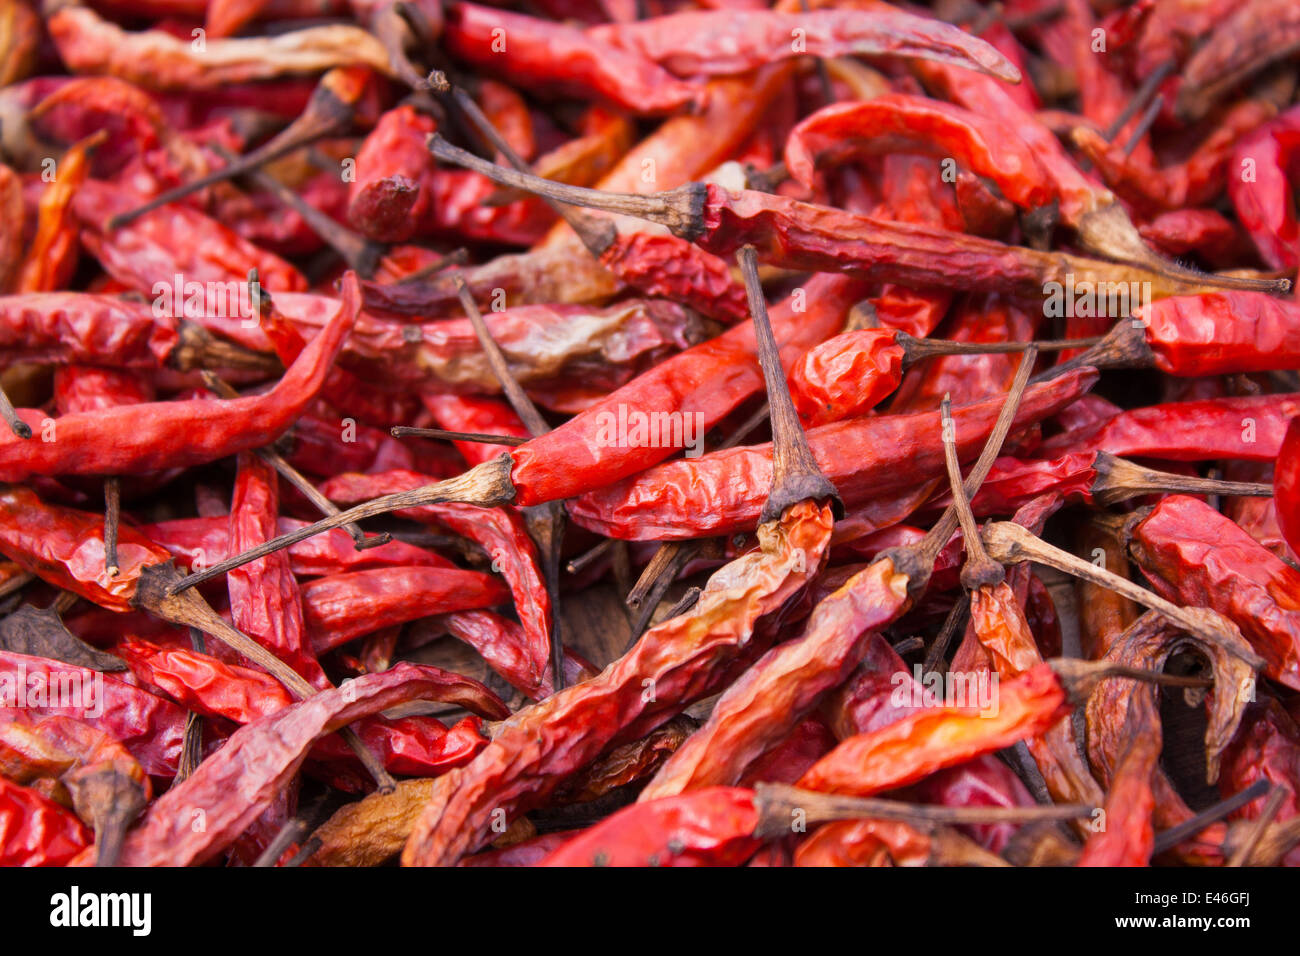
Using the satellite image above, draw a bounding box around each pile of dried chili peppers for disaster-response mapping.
[1,0,1299,871]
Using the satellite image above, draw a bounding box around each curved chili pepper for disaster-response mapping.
[587,8,1019,81]
[1077,686,1161,866]
[784,94,1052,211]
[15,134,97,293]
[0,273,357,481]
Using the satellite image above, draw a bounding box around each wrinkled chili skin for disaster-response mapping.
[509,273,867,505]
[0,776,92,866]
[0,651,186,778]
[0,294,178,368]
[568,368,1095,539]
[402,502,833,866]
[1229,104,1300,270]
[797,663,1070,797]
[444,1,699,114]
[1275,417,1300,558]
[0,275,359,481]
[537,787,760,867]
[790,329,904,427]
[0,484,170,612]
[301,566,511,654]
[1129,495,1300,690]
[1135,293,1300,376]
[1037,393,1300,462]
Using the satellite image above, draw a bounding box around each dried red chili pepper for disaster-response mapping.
[0,775,92,866]
[443,2,699,115]
[1124,495,1300,690]
[1274,417,1300,559]
[0,273,356,481]
[568,368,1094,540]
[587,8,1019,80]
[104,663,502,866]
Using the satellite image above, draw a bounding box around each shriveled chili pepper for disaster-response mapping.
[0,273,356,481]
[14,133,99,293]
[1274,417,1300,559]
[1036,392,1300,463]
[103,663,502,866]
[0,775,92,866]
[433,135,1276,301]
[567,368,1094,540]
[47,2,392,91]
[1229,104,1300,271]
[587,8,1019,80]
[443,2,699,115]
[1123,495,1300,690]
[0,650,186,778]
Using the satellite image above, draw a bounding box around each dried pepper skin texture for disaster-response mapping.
[444,1,700,114]
[0,484,171,612]
[508,273,867,506]
[785,95,1053,212]
[300,566,511,654]
[0,274,359,481]
[1037,393,1300,462]
[587,8,1019,81]
[1129,495,1300,691]
[1229,105,1300,270]
[1077,691,1161,867]
[568,368,1095,539]
[105,664,503,867]
[1276,417,1300,559]
[638,558,911,800]
[0,651,186,779]
[537,787,761,867]
[796,663,1070,798]
[790,329,905,427]
[402,502,834,867]
[0,295,177,368]
[0,776,92,866]
[1134,293,1300,376]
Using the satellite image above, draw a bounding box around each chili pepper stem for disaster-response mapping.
[427,133,703,238]
[453,278,566,691]
[105,74,362,231]
[1091,453,1274,506]
[0,384,32,439]
[1076,204,1291,295]
[391,425,527,446]
[1151,779,1270,854]
[201,371,391,551]
[102,477,120,578]
[896,332,1101,364]
[170,323,282,374]
[922,594,969,674]
[1227,785,1287,867]
[889,346,1039,595]
[751,782,1093,840]
[427,73,620,255]
[982,521,1267,670]
[738,246,841,523]
[940,393,1005,591]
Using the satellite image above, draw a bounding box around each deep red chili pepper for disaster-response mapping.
[1274,417,1300,559]
[444,2,700,115]
[0,273,357,481]
[587,8,1019,81]
[0,776,92,866]
[1229,104,1300,270]
[1125,495,1300,690]
[568,368,1094,540]
[53,366,154,415]
[0,294,179,369]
